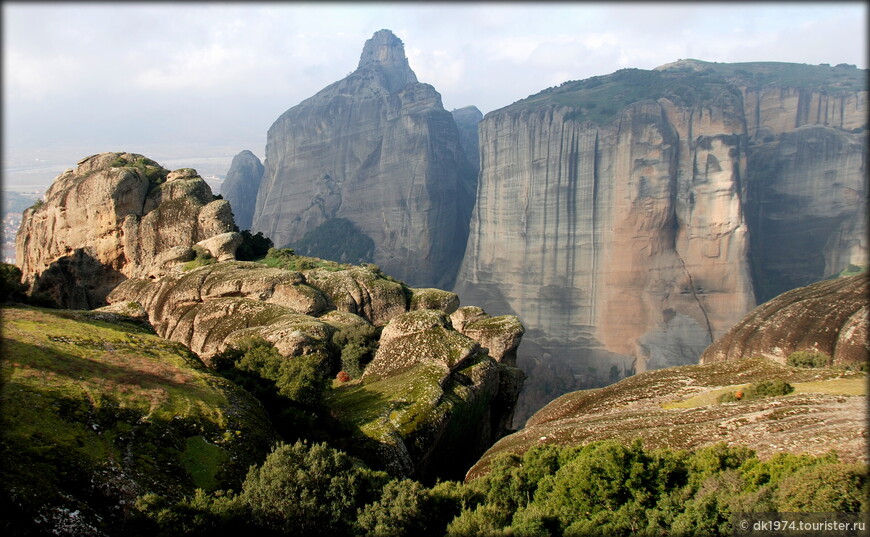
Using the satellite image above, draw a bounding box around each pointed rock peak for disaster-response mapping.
[357,29,418,89]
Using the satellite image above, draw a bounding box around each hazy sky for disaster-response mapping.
[3,1,867,185]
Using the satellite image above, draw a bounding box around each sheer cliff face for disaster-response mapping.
[221,150,264,231]
[456,98,755,381]
[252,30,476,289]
[454,63,867,424]
[742,86,868,301]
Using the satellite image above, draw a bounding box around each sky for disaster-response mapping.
[2,1,867,188]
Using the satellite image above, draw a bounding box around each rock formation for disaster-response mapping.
[467,272,869,480]
[700,272,869,367]
[451,105,483,173]
[107,258,525,481]
[466,354,869,481]
[220,150,264,231]
[15,152,238,309]
[251,29,477,289]
[453,61,868,425]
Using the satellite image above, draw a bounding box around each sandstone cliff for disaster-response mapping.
[15,152,238,308]
[251,29,477,289]
[454,61,867,425]
[467,271,869,479]
[221,149,264,231]
[699,272,869,367]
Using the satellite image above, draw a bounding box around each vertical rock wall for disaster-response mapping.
[455,64,867,424]
[252,30,476,289]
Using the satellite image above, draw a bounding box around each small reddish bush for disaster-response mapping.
[336,371,351,383]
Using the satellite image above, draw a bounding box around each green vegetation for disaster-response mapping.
[212,337,333,442]
[131,439,868,537]
[504,61,866,126]
[110,154,169,186]
[332,322,380,379]
[289,217,376,265]
[260,247,351,272]
[787,350,830,368]
[1,305,276,536]
[234,230,274,261]
[508,67,742,124]
[717,379,794,403]
[0,262,25,302]
[182,245,217,271]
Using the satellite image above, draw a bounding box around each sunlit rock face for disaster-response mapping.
[15,152,236,309]
[700,272,870,368]
[252,29,476,289]
[454,61,867,425]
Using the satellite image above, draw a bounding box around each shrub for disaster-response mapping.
[357,479,431,537]
[235,230,273,261]
[746,379,794,398]
[787,350,830,368]
[0,262,25,302]
[718,379,794,403]
[182,246,216,271]
[773,463,869,512]
[333,323,379,379]
[241,441,366,536]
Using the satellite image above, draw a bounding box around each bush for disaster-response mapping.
[0,262,25,302]
[787,350,830,368]
[357,479,431,537]
[746,379,794,398]
[235,230,273,261]
[182,246,216,271]
[213,338,329,441]
[773,463,869,512]
[241,441,367,536]
[333,323,379,379]
[718,379,794,403]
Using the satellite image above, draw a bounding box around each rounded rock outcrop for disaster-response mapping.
[15,152,236,308]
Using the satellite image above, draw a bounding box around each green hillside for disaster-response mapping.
[0,305,278,535]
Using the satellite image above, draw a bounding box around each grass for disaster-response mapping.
[326,362,447,441]
[662,377,867,409]
[180,435,230,490]
[1,304,277,512]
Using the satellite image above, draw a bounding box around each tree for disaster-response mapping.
[241,441,366,536]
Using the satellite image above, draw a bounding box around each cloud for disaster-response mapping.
[2,1,867,172]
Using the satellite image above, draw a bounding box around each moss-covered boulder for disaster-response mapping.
[363,309,480,379]
[0,305,279,536]
[450,306,525,365]
[328,308,524,482]
[409,287,460,314]
[303,266,408,326]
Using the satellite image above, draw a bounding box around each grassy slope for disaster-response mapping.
[1,305,277,530]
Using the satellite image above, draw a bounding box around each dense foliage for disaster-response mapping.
[130,439,868,537]
[787,350,830,368]
[332,322,380,379]
[212,338,331,442]
[234,230,274,261]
